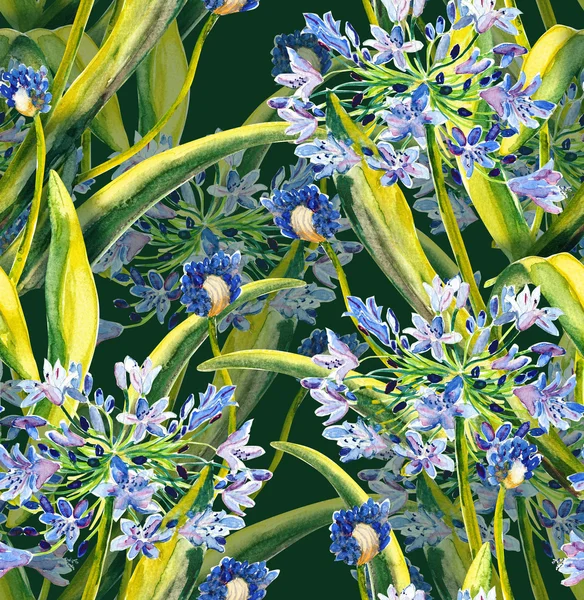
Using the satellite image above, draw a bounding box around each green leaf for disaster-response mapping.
[500,26,584,154]
[197,349,395,424]
[0,31,47,70]
[0,0,187,229]
[143,279,306,402]
[17,122,291,294]
[136,19,189,143]
[197,497,348,585]
[178,0,209,39]
[531,181,584,257]
[462,543,493,597]
[0,0,44,31]
[126,467,214,600]
[272,442,410,592]
[425,538,469,600]
[0,564,35,600]
[45,170,99,375]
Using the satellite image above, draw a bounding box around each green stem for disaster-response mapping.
[81,499,114,600]
[362,0,379,25]
[251,387,308,501]
[535,0,557,29]
[9,114,45,286]
[426,126,486,315]
[116,556,134,600]
[81,129,91,173]
[516,497,550,600]
[38,0,77,27]
[455,417,482,559]
[530,124,550,237]
[76,12,219,183]
[357,565,371,600]
[37,579,51,600]
[208,318,236,434]
[103,0,126,43]
[495,486,514,600]
[49,0,95,112]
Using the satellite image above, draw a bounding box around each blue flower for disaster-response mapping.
[202,0,259,15]
[480,73,556,131]
[271,31,332,77]
[268,97,319,144]
[483,426,541,489]
[261,184,341,242]
[454,0,520,35]
[390,507,451,551]
[403,314,462,362]
[207,169,266,216]
[183,384,237,432]
[323,418,392,462]
[0,415,47,441]
[92,229,151,278]
[344,296,392,345]
[366,141,429,188]
[130,270,181,324]
[295,134,360,179]
[92,456,161,521]
[393,431,455,479]
[198,557,279,600]
[557,530,584,586]
[271,283,335,325]
[273,48,324,102]
[0,542,32,578]
[0,63,51,117]
[117,397,176,442]
[539,499,584,548]
[493,43,527,69]
[303,12,352,59]
[446,126,500,178]
[297,328,368,359]
[179,506,245,552]
[508,160,565,215]
[110,514,174,560]
[180,250,242,317]
[39,498,93,552]
[365,25,423,70]
[330,498,391,566]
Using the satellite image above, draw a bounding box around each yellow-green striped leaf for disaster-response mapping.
[462,543,493,597]
[0,0,44,31]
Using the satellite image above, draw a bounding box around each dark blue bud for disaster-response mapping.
[389,434,401,444]
[489,403,504,413]
[87,458,99,468]
[488,340,499,354]
[385,380,397,394]
[427,374,443,383]
[362,113,375,126]
[78,540,89,558]
[166,519,178,528]
[450,44,460,59]
[95,444,104,457]
[23,527,38,536]
[132,456,148,465]
[435,72,445,84]
[392,84,408,93]
[393,401,407,413]
[548,480,561,490]
[79,416,90,432]
[114,299,130,309]
[177,465,189,480]
[502,154,517,164]
[476,463,486,480]
[361,146,374,156]
[439,86,453,96]
[8,527,23,536]
[518,146,534,156]
[488,168,501,178]
[351,93,364,108]
[529,428,545,437]
[463,78,472,91]
[39,540,51,551]
[471,366,480,378]
[497,375,507,386]
[457,108,472,117]
[542,541,554,559]
[473,380,487,389]
[165,486,179,499]
[451,168,462,185]
[67,480,82,489]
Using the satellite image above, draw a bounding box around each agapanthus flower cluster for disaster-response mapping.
[0,62,52,117]
[0,356,271,585]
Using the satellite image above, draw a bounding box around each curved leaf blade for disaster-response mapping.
[462,543,493,597]
[0,0,43,31]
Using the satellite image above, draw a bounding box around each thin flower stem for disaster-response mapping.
[76,13,219,184]
[251,387,308,501]
[208,318,236,435]
[535,0,557,30]
[495,486,514,600]
[530,123,550,237]
[116,556,135,600]
[516,497,550,600]
[10,114,45,285]
[455,417,483,559]
[425,126,487,315]
[82,498,114,600]
[362,0,379,25]
[37,580,51,600]
[357,565,371,600]
[48,0,95,113]
[81,129,92,173]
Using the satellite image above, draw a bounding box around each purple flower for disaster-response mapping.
[510,285,562,335]
[539,499,584,548]
[344,296,392,345]
[367,141,429,188]
[0,415,47,441]
[472,479,537,521]
[185,384,237,432]
[303,12,352,59]
[558,530,584,586]
[393,431,455,479]
[423,275,470,313]
[324,418,392,462]
[380,84,446,147]
[219,472,262,516]
[19,359,80,408]
[216,420,264,474]
[491,344,530,371]
[0,444,59,504]
[179,506,245,552]
[117,397,176,442]
[404,314,462,362]
[28,546,72,587]
[358,468,409,513]
[456,514,520,556]
[47,420,86,448]
[411,376,478,439]
[39,498,92,552]
[92,456,161,521]
[365,25,423,71]
[514,372,583,431]
[296,134,360,179]
[382,0,427,22]
[110,514,174,560]
[480,73,556,131]
[0,542,32,577]
[446,126,500,178]
[530,342,565,367]
[309,383,351,426]
[130,270,181,324]
[207,169,267,215]
[390,507,451,551]
[114,356,161,395]
[493,43,527,69]
[454,48,493,75]
[274,48,323,101]
[454,0,521,35]
[380,584,428,600]
[268,97,318,144]
[92,230,151,278]
[508,160,565,214]
[312,329,359,383]
[484,433,541,489]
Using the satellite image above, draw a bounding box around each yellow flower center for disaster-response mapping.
[202,275,231,317]
[353,523,380,566]
[13,87,37,117]
[213,0,248,15]
[290,205,325,243]
[503,460,527,489]
[226,577,250,600]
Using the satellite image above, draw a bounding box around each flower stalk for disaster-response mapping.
[362,0,379,25]
[530,123,550,237]
[495,486,514,600]
[535,0,557,29]
[357,564,371,600]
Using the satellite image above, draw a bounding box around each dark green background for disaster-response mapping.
[9,0,584,597]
